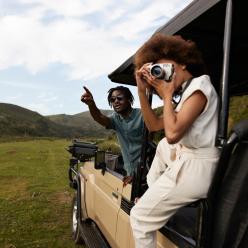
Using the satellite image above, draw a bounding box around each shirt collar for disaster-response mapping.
[118,108,135,121]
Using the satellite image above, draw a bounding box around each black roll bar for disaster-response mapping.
[131,91,153,200]
[217,0,233,147]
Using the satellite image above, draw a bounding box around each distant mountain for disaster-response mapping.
[47,110,114,137]
[2,95,246,139]
[0,103,113,138]
[47,110,113,128]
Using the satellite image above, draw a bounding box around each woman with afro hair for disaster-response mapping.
[130,34,220,248]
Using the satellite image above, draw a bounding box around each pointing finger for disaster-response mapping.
[83,86,91,94]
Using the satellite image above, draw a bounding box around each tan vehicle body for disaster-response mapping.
[79,162,177,248]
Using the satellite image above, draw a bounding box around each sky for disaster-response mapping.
[0,0,192,116]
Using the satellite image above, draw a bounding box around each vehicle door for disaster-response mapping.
[93,154,124,248]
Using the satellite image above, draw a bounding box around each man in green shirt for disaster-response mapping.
[81,86,144,179]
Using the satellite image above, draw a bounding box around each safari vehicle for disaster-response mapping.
[67,0,248,247]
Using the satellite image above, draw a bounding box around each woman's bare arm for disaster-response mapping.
[136,69,164,132]
[163,90,206,144]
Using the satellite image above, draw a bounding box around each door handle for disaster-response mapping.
[112,192,118,199]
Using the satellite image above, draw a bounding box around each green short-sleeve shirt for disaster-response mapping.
[108,108,144,176]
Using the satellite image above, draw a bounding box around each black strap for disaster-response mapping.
[172,77,194,107]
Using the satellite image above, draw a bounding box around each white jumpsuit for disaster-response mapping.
[130,75,220,248]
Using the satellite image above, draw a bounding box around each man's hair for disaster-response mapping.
[107,86,134,106]
[134,34,206,77]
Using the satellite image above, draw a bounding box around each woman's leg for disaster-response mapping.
[130,156,215,248]
[130,170,178,248]
[146,138,171,187]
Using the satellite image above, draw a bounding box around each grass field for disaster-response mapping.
[0,139,84,248]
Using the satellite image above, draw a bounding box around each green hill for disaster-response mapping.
[228,95,248,130]
[1,95,247,139]
[0,103,112,138]
[46,110,113,137]
[47,110,112,129]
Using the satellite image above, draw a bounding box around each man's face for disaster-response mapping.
[110,90,131,114]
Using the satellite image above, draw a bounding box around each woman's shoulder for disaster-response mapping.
[176,75,217,111]
[189,75,217,97]
[191,74,211,88]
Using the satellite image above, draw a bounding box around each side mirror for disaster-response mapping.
[95,151,106,171]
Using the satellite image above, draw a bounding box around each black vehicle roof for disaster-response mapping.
[108,0,248,96]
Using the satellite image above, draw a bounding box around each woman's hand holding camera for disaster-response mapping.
[138,63,176,100]
[135,63,153,94]
[152,73,176,100]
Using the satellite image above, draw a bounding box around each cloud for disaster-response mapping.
[37,92,58,102]
[0,0,192,81]
[0,80,48,90]
[1,93,23,103]
[19,0,111,18]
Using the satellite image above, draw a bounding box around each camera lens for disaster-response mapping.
[151,65,163,78]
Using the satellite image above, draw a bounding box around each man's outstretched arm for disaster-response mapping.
[81,86,111,127]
